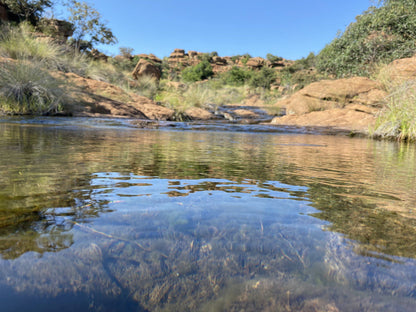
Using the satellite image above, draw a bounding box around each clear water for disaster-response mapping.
[0,117,415,311]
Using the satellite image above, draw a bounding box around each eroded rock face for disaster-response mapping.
[270,77,388,134]
[135,53,162,64]
[55,72,174,120]
[132,59,161,80]
[169,49,186,59]
[271,107,378,133]
[382,54,416,82]
[277,77,386,115]
[246,57,265,69]
[39,18,74,41]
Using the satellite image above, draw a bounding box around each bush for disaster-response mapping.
[249,67,277,89]
[181,61,214,82]
[278,52,320,87]
[220,66,253,86]
[316,0,416,77]
[266,53,283,63]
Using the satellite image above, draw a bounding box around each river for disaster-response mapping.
[0,117,415,311]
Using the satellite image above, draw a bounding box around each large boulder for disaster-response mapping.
[169,49,186,59]
[270,107,377,133]
[381,54,416,83]
[185,107,215,120]
[54,72,174,120]
[132,59,161,80]
[277,77,386,115]
[246,57,265,69]
[212,56,227,65]
[136,53,162,64]
[39,18,74,41]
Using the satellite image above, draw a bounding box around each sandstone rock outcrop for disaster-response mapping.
[39,18,74,41]
[136,53,162,64]
[185,107,215,120]
[132,59,161,80]
[381,54,416,83]
[276,77,386,115]
[54,71,173,119]
[246,57,266,69]
[271,77,388,133]
[90,49,108,62]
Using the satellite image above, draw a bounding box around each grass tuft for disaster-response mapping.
[0,60,67,114]
[372,80,416,141]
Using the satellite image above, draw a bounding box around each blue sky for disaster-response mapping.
[56,0,372,60]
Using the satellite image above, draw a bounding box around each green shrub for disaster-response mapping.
[249,67,277,89]
[220,66,253,86]
[316,0,416,77]
[266,53,283,63]
[0,60,67,114]
[181,61,214,82]
[278,52,320,87]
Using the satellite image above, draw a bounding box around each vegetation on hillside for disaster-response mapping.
[316,0,416,78]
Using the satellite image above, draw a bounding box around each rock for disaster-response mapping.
[185,107,215,120]
[39,18,74,41]
[90,49,108,62]
[270,76,388,134]
[132,59,161,80]
[188,51,201,58]
[147,53,162,64]
[136,53,162,64]
[129,94,175,120]
[233,109,259,119]
[246,57,265,69]
[54,71,174,120]
[382,54,416,82]
[169,49,186,59]
[212,56,227,65]
[271,108,377,133]
[277,77,386,115]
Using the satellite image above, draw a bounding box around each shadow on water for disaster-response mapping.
[0,119,416,311]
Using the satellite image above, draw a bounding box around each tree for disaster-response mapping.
[65,0,117,52]
[2,0,52,25]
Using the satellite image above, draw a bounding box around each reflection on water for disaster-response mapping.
[0,119,416,311]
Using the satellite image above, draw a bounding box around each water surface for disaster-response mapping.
[0,118,415,311]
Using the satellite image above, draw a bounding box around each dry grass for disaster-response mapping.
[372,64,416,141]
[0,60,67,114]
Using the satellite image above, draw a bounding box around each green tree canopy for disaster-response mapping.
[2,0,52,25]
[65,0,117,52]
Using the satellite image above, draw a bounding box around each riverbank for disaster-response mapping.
[1,25,415,141]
